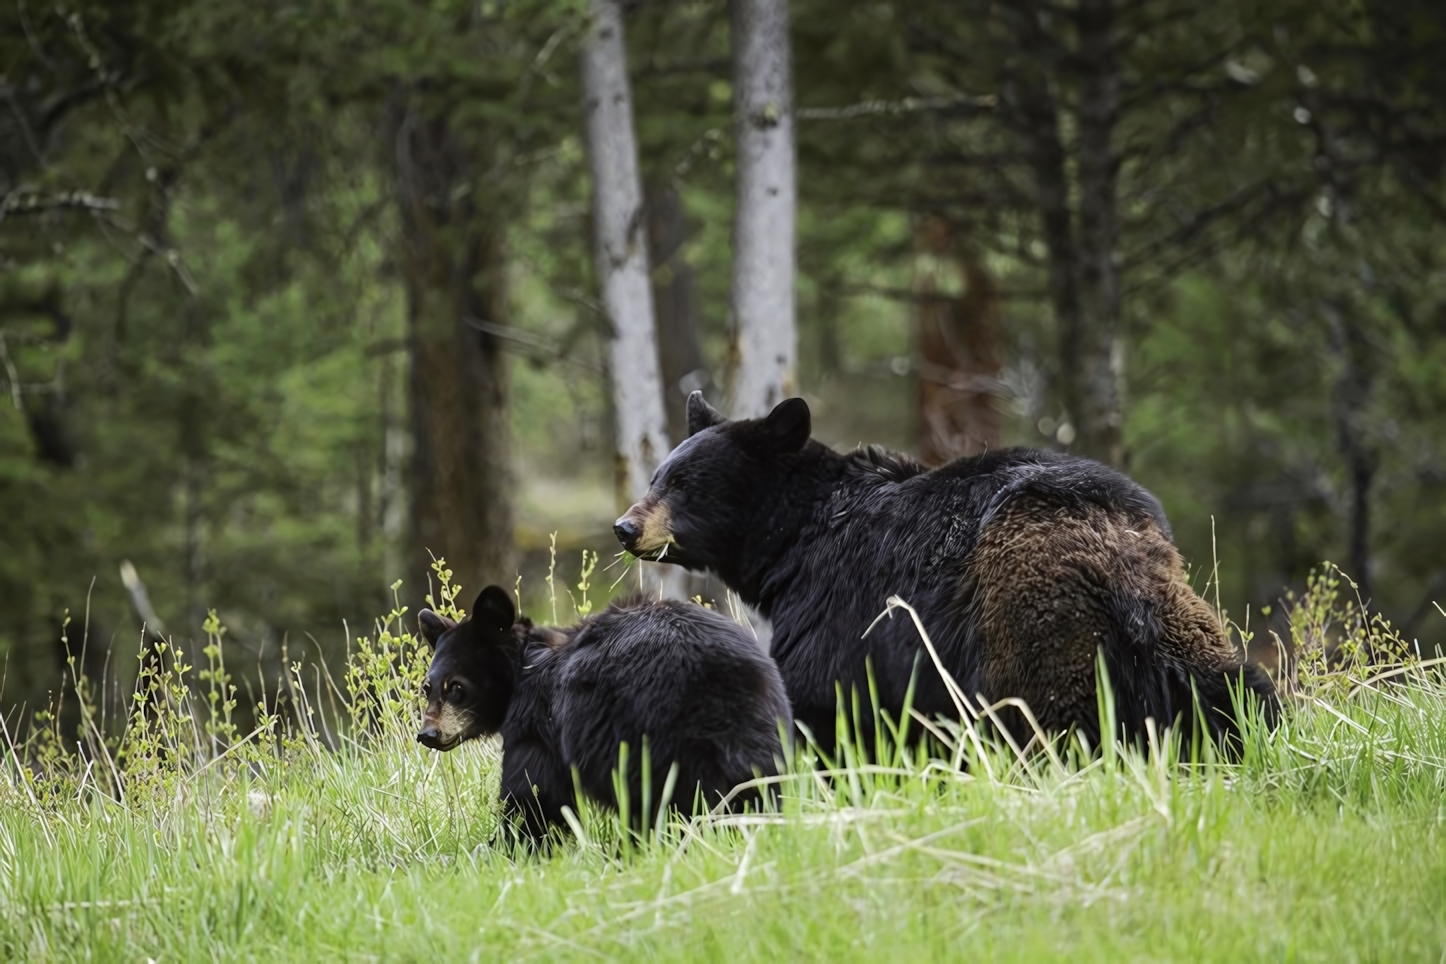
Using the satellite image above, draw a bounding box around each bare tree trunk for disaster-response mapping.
[1327,302,1377,603]
[729,0,796,418]
[1073,0,1125,467]
[647,181,708,446]
[915,217,1002,464]
[179,299,211,645]
[581,0,670,504]
[1001,9,1080,449]
[391,98,515,599]
[1000,1,1124,467]
[378,347,406,591]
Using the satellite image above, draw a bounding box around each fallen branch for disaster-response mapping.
[119,559,168,644]
[797,94,996,122]
[0,190,120,221]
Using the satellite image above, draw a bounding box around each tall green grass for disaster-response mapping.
[1,561,1443,961]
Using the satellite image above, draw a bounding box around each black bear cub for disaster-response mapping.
[417,586,791,844]
[615,392,1278,754]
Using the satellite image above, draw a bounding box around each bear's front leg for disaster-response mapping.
[494,740,573,853]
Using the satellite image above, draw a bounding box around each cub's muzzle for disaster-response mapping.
[417,712,461,751]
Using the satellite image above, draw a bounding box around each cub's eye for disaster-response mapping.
[447,682,466,703]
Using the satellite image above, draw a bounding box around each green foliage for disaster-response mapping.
[570,549,600,618]
[3,0,1446,728]
[1287,563,1423,696]
[0,0,592,709]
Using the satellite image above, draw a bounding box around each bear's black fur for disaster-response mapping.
[417,586,791,843]
[614,393,1279,753]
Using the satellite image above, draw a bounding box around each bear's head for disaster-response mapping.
[416,585,519,751]
[614,392,812,576]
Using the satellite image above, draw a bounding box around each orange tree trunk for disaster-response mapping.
[915,217,1002,465]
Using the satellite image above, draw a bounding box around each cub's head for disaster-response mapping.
[613,392,812,575]
[416,585,518,751]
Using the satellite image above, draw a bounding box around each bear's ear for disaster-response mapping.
[472,585,516,631]
[763,397,811,452]
[686,391,726,437]
[418,609,455,648]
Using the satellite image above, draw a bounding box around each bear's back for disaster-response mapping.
[769,446,1201,745]
[833,446,1169,541]
[794,448,1171,612]
[554,598,790,808]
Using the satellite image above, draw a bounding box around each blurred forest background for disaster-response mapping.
[2,0,1444,722]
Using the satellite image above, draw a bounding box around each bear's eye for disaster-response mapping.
[447,681,466,703]
[667,472,690,493]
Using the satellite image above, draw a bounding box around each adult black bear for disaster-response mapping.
[417,586,791,843]
[614,393,1278,753]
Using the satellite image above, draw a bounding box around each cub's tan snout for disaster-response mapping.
[416,703,470,752]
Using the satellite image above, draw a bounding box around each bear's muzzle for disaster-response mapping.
[614,501,674,558]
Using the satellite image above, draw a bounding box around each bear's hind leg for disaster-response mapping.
[968,500,1120,746]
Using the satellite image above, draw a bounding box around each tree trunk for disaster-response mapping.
[647,181,709,447]
[1001,2,1124,467]
[1073,0,1125,467]
[391,97,514,600]
[1001,9,1080,448]
[914,217,1002,464]
[1327,302,1377,603]
[729,0,797,418]
[581,0,671,504]
[178,300,211,646]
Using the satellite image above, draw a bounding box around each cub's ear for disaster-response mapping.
[472,585,516,631]
[764,397,811,453]
[417,609,455,648]
[686,391,726,437]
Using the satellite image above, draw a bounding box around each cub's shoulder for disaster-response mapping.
[572,596,752,646]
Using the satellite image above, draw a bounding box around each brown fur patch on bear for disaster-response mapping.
[966,497,1238,734]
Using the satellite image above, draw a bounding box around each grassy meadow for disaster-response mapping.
[1,565,1443,962]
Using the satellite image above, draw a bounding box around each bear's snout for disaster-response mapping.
[614,516,642,551]
[614,502,674,558]
[417,726,444,750]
